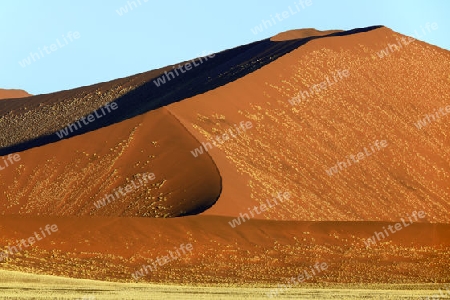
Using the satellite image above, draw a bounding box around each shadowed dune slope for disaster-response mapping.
[0,89,31,100]
[168,26,450,222]
[0,107,221,217]
[0,26,381,155]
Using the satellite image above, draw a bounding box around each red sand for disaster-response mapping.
[271,28,343,41]
[168,26,450,221]
[0,26,449,285]
[0,108,220,217]
[0,215,449,284]
[0,89,31,100]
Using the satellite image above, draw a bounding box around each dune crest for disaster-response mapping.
[270,28,343,41]
[0,88,31,100]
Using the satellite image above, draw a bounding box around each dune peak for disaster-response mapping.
[0,88,31,100]
[270,28,344,41]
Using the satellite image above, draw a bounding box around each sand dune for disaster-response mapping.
[0,215,449,284]
[0,25,449,289]
[169,26,450,222]
[270,28,343,41]
[0,89,31,100]
[0,107,221,217]
[0,27,380,154]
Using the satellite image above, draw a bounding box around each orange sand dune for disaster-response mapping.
[0,89,31,100]
[0,27,381,154]
[168,26,450,222]
[0,215,449,284]
[271,28,343,41]
[0,26,449,286]
[0,107,221,217]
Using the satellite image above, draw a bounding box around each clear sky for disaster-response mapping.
[1,0,448,95]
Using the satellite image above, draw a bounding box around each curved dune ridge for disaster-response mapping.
[170,26,450,222]
[0,26,449,286]
[0,107,221,217]
[0,26,380,154]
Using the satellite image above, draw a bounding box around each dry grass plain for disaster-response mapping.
[0,270,447,299]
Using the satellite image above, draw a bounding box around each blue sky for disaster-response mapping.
[1,0,448,95]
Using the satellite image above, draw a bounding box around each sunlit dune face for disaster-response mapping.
[0,89,31,100]
[270,28,343,41]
